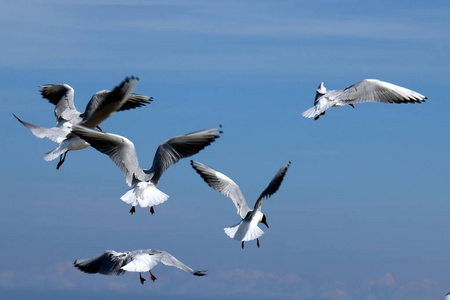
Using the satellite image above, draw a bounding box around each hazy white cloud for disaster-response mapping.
[0,263,443,300]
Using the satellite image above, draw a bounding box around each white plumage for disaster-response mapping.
[71,125,222,214]
[74,249,206,284]
[14,76,152,169]
[302,79,427,120]
[191,160,290,248]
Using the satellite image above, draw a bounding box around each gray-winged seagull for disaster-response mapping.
[302,79,427,120]
[71,125,222,214]
[14,76,152,169]
[191,160,290,248]
[74,249,206,284]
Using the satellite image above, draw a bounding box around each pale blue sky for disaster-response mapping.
[1,1,450,299]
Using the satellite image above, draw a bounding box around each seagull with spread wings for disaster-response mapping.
[71,125,222,214]
[302,79,427,120]
[191,160,290,248]
[74,249,206,284]
[14,76,152,169]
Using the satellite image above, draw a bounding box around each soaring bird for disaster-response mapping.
[191,160,290,248]
[71,125,222,214]
[302,79,427,120]
[14,76,152,169]
[74,249,206,284]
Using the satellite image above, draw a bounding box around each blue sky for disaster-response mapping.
[1,0,450,299]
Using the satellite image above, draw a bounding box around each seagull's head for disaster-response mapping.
[260,214,269,228]
[316,82,327,95]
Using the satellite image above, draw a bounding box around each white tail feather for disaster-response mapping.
[301,106,318,118]
[224,220,264,242]
[120,182,169,208]
[43,145,66,161]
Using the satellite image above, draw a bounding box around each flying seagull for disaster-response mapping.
[74,249,206,284]
[191,160,290,248]
[71,124,222,214]
[302,79,427,120]
[14,76,152,169]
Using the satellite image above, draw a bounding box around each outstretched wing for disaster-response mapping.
[191,160,250,219]
[333,79,427,104]
[71,125,143,186]
[39,83,79,123]
[74,250,129,275]
[158,250,207,276]
[118,93,153,111]
[147,125,222,185]
[80,76,141,129]
[254,161,291,211]
[13,114,69,143]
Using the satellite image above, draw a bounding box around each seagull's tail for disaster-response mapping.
[43,144,67,161]
[121,182,169,208]
[301,106,319,119]
[224,220,264,242]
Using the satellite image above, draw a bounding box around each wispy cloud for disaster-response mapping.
[0,264,441,300]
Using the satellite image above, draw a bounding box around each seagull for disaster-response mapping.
[14,76,152,169]
[190,160,290,248]
[71,124,222,214]
[74,249,207,284]
[301,79,427,120]
[446,292,450,300]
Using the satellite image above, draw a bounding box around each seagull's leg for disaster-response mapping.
[150,206,155,215]
[256,238,260,248]
[56,152,68,170]
[129,206,136,214]
[241,241,245,249]
[150,271,157,282]
[349,104,355,108]
[96,125,103,132]
[139,272,146,284]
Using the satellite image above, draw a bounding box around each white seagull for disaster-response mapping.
[302,79,427,120]
[71,125,222,214]
[14,76,152,169]
[191,160,290,248]
[74,249,207,284]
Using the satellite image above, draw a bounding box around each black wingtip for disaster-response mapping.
[194,270,207,276]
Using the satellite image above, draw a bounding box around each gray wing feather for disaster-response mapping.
[80,76,140,129]
[333,79,427,104]
[39,84,79,123]
[159,251,207,276]
[118,93,153,111]
[147,125,222,185]
[13,114,68,143]
[254,161,291,211]
[71,125,143,186]
[74,250,129,275]
[191,160,250,218]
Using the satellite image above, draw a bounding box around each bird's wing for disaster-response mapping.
[79,76,140,129]
[158,250,207,276]
[74,250,129,275]
[254,161,291,211]
[71,125,142,186]
[121,250,160,273]
[333,79,427,104]
[13,114,69,143]
[191,160,250,218]
[39,84,79,122]
[118,93,153,111]
[147,125,222,185]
